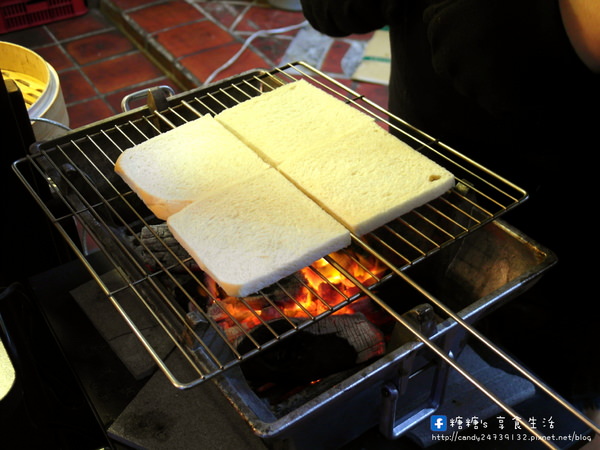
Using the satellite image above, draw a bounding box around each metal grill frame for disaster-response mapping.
[12,61,597,447]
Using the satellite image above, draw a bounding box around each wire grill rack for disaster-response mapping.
[12,60,527,385]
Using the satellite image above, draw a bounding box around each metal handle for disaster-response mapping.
[120,85,175,112]
[378,304,455,439]
[379,354,452,439]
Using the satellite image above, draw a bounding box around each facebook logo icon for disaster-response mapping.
[430,415,447,432]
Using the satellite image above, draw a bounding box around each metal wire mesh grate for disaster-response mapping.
[12,61,527,387]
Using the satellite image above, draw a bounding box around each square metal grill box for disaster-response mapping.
[12,62,597,448]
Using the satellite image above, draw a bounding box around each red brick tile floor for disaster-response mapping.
[1,0,389,131]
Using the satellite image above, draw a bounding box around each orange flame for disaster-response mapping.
[209,250,388,337]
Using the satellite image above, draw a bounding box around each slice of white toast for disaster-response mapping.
[167,169,351,297]
[277,120,455,236]
[114,114,270,220]
[215,79,375,167]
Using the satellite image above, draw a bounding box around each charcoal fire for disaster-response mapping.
[199,250,397,391]
[134,223,198,272]
[236,314,385,385]
[134,223,395,391]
